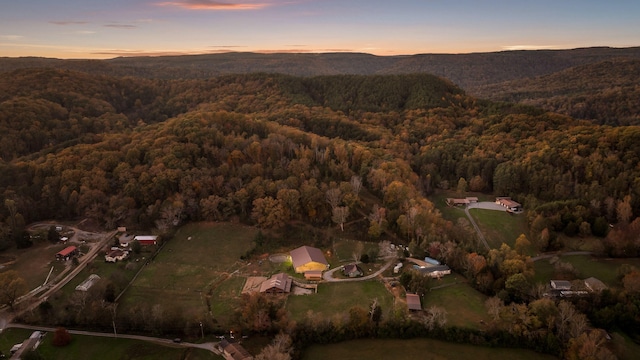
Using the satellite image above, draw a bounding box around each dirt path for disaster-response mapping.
[323,257,395,282]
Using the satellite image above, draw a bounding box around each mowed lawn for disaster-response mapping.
[423,273,490,329]
[469,208,530,249]
[302,337,557,360]
[286,281,393,322]
[121,222,257,319]
[0,328,221,360]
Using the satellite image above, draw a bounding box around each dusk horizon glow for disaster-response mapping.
[1,0,639,59]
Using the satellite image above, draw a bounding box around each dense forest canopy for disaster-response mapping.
[475,59,640,125]
[0,68,639,253]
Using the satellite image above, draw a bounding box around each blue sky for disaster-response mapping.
[1,0,639,59]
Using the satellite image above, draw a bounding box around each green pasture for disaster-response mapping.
[120,222,257,321]
[0,328,220,360]
[302,337,557,360]
[534,255,640,287]
[286,281,393,322]
[209,276,246,325]
[423,273,490,329]
[469,208,530,250]
[0,328,32,357]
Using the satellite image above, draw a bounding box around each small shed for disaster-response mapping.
[406,293,422,311]
[304,270,323,281]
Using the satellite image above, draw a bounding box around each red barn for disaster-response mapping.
[133,235,158,246]
[56,246,78,260]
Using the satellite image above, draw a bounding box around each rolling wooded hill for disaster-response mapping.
[473,59,640,125]
[2,46,640,91]
[0,68,639,255]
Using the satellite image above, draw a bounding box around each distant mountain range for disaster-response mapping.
[2,46,640,93]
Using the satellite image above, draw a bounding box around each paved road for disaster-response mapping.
[323,257,395,282]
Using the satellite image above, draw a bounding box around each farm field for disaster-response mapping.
[422,273,490,329]
[0,328,220,360]
[286,281,394,322]
[469,208,530,250]
[120,222,258,325]
[302,337,558,360]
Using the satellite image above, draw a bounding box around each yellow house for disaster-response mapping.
[290,245,329,274]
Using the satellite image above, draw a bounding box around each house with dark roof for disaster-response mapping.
[342,264,363,278]
[218,339,253,360]
[406,293,422,311]
[290,245,329,274]
[259,273,292,294]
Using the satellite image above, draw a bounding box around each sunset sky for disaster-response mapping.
[1,0,639,59]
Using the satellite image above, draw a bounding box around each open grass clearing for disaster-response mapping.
[286,281,393,322]
[209,276,246,325]
[533,255,640,287]
[26,332,221,360]
[469,208,530,250]
[119,222,257,326]
[422,273,490,329]
[302,337,557,360]
[0,241,68,290]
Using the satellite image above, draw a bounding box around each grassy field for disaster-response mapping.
[121,222,258,323]
[286,281,394,322]
[534,255,640,286]
[0,241,68,290]
[469,208,530,250]
[423,273,490,329]
[302,337,558,360]
[0,328,220,360]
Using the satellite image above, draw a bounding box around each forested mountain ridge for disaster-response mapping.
[474,59,640,125]
[2,46,640,90]
[1,68,639,258]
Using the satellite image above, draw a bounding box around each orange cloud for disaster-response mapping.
[156,1,270,10]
